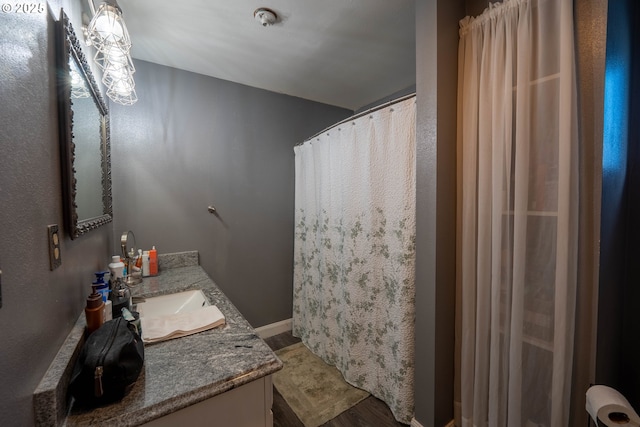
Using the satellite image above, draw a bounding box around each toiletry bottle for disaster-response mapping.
[128,248,140,274]
[93,271,110,303]
[149,246,158,276]
[110,280,131,318]
[135,249,143,269]
[108,255,125,281]
[85,286,105,334]
[142,250,150,277]
[104,300,113,322]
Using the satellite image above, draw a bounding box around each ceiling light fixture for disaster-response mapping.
[254,8,278,27]
[84,0,137,105]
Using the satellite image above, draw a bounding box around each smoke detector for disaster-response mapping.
[254,7,278,27]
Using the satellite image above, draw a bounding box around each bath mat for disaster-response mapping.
[273,342,370,427]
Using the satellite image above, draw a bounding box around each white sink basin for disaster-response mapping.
[136,289,210,318]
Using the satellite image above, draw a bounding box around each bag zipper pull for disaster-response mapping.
[92,317,120,399]
[94,366,104,397]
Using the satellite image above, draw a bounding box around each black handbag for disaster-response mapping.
[69,316,144,406]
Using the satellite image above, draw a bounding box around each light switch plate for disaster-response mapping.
[48,224,62,271]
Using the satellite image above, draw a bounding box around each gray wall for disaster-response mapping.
[109,61,351,327]
[414,0,463,425]
[619,0,640,407]
[355,85,416,115]
[596,0,629,389]
[572,0,608,426]
[0,1,114,426]
[464,0,496,18]
[597,0,640,411]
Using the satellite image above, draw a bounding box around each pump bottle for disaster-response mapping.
[85,286,104,334]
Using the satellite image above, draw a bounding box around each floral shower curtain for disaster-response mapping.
[457,0,578,426]
[293,96,416,424]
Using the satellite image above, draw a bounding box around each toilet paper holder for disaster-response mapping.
[593,412,631,426]
[607,412,631,423]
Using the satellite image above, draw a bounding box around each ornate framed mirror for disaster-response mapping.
[56,10,112,239]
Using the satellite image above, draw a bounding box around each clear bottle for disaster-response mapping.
[142,250,150,277]
[135,249,143,269]
[104,300,113,322]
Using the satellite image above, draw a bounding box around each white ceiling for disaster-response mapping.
[117,0,416,111]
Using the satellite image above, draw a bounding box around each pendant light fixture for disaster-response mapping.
[84,0,137,105]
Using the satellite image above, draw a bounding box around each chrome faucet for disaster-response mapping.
[121,231,143,286]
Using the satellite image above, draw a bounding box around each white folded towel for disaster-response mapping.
[141,305,225,344]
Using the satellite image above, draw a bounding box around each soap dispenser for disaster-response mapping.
[85,285,105,334]
[93,271,109,303]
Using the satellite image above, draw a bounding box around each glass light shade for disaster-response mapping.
[86,3,131,54]
[86,1,137,106]
[96,46,135,75]
[93,45,134,72]
[104,67,137,105]
[107,84,138,105]
[102,63,134,91]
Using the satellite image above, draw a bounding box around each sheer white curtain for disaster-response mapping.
[457,0,578,426]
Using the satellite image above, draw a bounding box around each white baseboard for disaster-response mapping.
[254,318,292,339]
[411,418,455,427]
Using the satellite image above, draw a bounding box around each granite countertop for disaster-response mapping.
[34,252,283,427]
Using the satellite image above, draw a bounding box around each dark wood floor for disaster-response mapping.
[264,332,406,427]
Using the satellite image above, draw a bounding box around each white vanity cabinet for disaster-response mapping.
[142,375,274,427]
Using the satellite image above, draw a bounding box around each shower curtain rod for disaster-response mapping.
[297,92,416,145]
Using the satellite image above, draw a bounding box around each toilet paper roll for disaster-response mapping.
[586,385,640,427]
